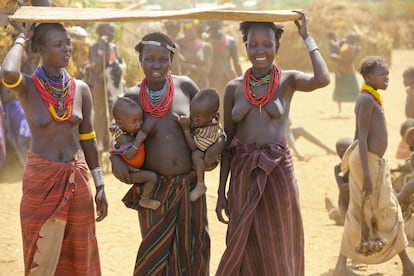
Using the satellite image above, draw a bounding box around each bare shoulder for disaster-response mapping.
[75,79,90,94]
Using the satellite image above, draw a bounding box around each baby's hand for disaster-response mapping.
[173,113,191,130]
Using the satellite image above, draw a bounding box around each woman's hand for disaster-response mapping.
[293,9,309,40]
[216,192,229,224]
[95,186,108,222]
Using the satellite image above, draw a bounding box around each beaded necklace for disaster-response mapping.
[360,83,383,107]
[140,75,174,118]
[32,66,76,122]
[243,64,281,115]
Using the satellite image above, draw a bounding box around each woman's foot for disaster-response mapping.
[190,183,207,202]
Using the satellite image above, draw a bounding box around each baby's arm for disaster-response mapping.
[175,114,197,151]
[123,130,147,160]
[124,117,157,159]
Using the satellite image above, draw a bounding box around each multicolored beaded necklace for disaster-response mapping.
[243,64,281,115]
[32,66,76,122]
[360,83,383,107]
[140,75,174,118]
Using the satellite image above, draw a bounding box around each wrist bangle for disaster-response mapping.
[91,167,105,187]
[131,144,138,150]
[14,37,27,48]
[305,36,319,53]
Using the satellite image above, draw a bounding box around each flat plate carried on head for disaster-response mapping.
[10,6,301,24]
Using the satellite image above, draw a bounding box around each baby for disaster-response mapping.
[176,88,226,201]
[110,97,160,210]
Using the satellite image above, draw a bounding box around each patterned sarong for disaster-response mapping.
[134,172,210,276]
[21,151,101,275]
[216,137,304,276]
[340,142,407,264]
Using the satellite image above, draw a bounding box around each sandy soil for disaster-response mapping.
[0,49,413,276]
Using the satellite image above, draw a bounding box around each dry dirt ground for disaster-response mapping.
[0,49,413,276]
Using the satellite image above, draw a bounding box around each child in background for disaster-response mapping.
[333,56,414,275]
[325,136,353,226]
[404,66,414,119]
[110,97,160,210]
[176,88,226,201]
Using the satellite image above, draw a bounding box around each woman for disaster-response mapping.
[176,19,213,89]
[110,32,220,275]
[1,22,108,275]
[215,11,330,275]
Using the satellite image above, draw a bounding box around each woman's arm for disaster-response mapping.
[78,80,108,221]
[291,10,330,92]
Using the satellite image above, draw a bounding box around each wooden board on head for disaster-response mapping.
[10,5,301,24]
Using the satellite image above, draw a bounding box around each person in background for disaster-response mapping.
[215,10,330,275]
[332,31,361,117]
[207,20,243,117]
[163,20,183,75]
[0,96,6,170]
[1,21,108,275]
[333,55,414,276]
[286,117,336,161]
[177,19,213,89]
[88,22,125,163]
[325,136,353,226]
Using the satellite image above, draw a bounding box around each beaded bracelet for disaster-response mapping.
[305,36,319,53]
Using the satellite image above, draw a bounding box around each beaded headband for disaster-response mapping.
[141,40,176,53]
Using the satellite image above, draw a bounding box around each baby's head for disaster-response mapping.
[336,137,353,159]
[400,119,414,139]
[190,88,220,128]
[112,97,143,135]
[403,66,414,89]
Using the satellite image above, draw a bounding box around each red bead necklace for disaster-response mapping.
[243,64,281,109]
[140,75,174,118]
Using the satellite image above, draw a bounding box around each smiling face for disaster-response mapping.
[140,45,172,88]
[39,28,72,72]
[245,26,277,75]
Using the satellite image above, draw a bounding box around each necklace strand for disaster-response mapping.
[360,83,383,107]
[243,64,281,108]
[140,75,174,118]
[32,66,76,122]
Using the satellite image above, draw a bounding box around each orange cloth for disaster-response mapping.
[120,144,145,168]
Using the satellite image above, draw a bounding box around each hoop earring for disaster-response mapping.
[168,69,172,74]
[275,54,280,60]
